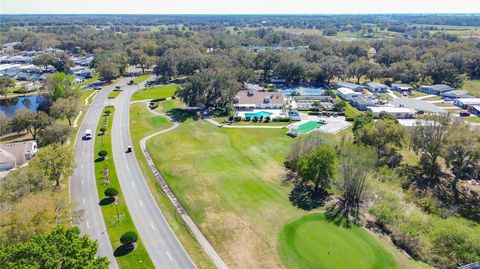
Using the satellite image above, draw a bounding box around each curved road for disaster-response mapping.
[110,80,196,269]
[71,79,129,269]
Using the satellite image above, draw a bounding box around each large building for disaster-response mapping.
[337,87,362,101]
[233,89,284,109]
[419,84,453,95]
[366,82,389,94]
[440,90,474,99]
[350,95,376,111]
[366,106,415,119]
[391,83,413,95]
[333,82,366,92]
[0,141,37,171]
[454,98,480,108]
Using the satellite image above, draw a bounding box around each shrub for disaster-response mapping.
[252,116,258,122]
[265,116,271,123]
[234,116,241,122]
[104,110,111,116]
[120,231,138,246]
[245,117,251,122]
[104,187,118,199]
[149,102,159,109]
[345,117,354,121]
[98,150,108,158]
[100,127,107,134]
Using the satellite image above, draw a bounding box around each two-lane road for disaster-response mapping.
[71,78,130,269]
[110,81,196,269]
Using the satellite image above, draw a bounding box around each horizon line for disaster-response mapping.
[1,12,479,16]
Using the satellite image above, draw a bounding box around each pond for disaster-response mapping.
[0,95,46,117]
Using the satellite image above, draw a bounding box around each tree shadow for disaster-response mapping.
[325,200,354,228]
[113,244,134,257]
[166,108,198,122]
[99,197,114,206]
[289,183,328,211]
[94,157,105,162]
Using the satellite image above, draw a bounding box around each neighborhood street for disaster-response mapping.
[70,79,129,269]
[110,80,196,269]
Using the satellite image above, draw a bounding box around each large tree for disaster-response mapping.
[0,77,15,98]
[33,143,73,187]
[50,97,81,126]
[411,114,450,181]
[177,68,239,108]
[254,50,280,81]
[0,111,9,136]
[297,145,336,191]
[312,55,346,84]
[9,109,52,140]
[43,72,76,101]
[0,226,109,269]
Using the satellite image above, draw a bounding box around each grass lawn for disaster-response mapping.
[108,90,122,99]
[133,74,152,84]
[79,89,95,104]
[155,99,184,113]
[409,91,430,98]
[464,116,480,123]
[129,103,216,269]
[131,84,180,101]
[146,111,426,269]
[278,213,396,269]
[462,80,480,97]
[94,107,154,269]
[422,95,442,101]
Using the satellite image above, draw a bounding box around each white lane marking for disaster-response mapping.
[131,181,135,187]
[86,221,90,229]
[81,180,84,185]
[139,199,143,207]
[83,198,86,205]
[150,223,156,231]
[166,251,173,261]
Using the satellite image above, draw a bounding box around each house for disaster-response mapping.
[366,82,389,94]
[391,84,413,95]
[233,89,284,109]
[333,82,367,92]
[337,87,362,101]
[440,90,474,99]
[350,95,376,111]
[467,105,480,116]
[366,106,415,119]
[7,55,33,64]
[454,98,480,108]
[16,72,41,81]
[419,84,453,95]
[0,141,37,171]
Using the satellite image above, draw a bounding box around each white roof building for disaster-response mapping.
[367,106,415,118]
[454,98,480,108]
[337,87,362,101]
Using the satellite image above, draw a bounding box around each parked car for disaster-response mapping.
[460,111,471,117]
[115,85,122,90]
[416,110,425,115]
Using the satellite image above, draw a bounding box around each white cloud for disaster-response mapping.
[1,0,479,14]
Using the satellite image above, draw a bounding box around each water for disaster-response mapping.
[245,111,273,118]
[0,95,45,117]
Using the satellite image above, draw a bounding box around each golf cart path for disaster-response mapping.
[139,101,229,269]
[204,118,287,129]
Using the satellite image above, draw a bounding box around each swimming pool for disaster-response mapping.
[295,121,323,134]
[245,111,273,118]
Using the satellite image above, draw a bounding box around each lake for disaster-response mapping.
[0,95,46,117]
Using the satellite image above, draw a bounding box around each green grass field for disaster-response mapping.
[77,73,100,88]
[278,213,396,269]
[462,80,480,97]
[131,84,180,101]
[145,108,427,269]
[108,90,122,99]
[133,74,152,84]
[129,103,216,269]
[94,107,154,269]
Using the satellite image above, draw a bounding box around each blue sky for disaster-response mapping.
[1,0,479,14]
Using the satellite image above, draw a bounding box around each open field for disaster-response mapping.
[94,107,154,269]
[278,213,396,269]
[462,80,480,97]
[129,103,216,269]
[131,84,180,101]
[146,108,429,269]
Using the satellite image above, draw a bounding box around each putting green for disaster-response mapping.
[279,213,396,269]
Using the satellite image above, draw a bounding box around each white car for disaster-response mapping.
[84,129,92,140]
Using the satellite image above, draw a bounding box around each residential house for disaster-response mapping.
[440,90,474,99]
[337,87,362,101]
[366,106,415,119]
[350,95,376,111]
[333,82,367,92]
[366,82,389,94]
[391,84,413,95]
[454,98,480,108]
[233,89,284,109]
[7,55,33,64]
[419,84,453,95]
[467,105,480,116]
[0,141,37,171]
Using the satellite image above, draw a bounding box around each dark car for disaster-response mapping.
[416,110,425,115]
[460,111,471,117]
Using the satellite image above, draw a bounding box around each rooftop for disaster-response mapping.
[366,82,388,88]
[234,89,284,106]
[367,106,415,113]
